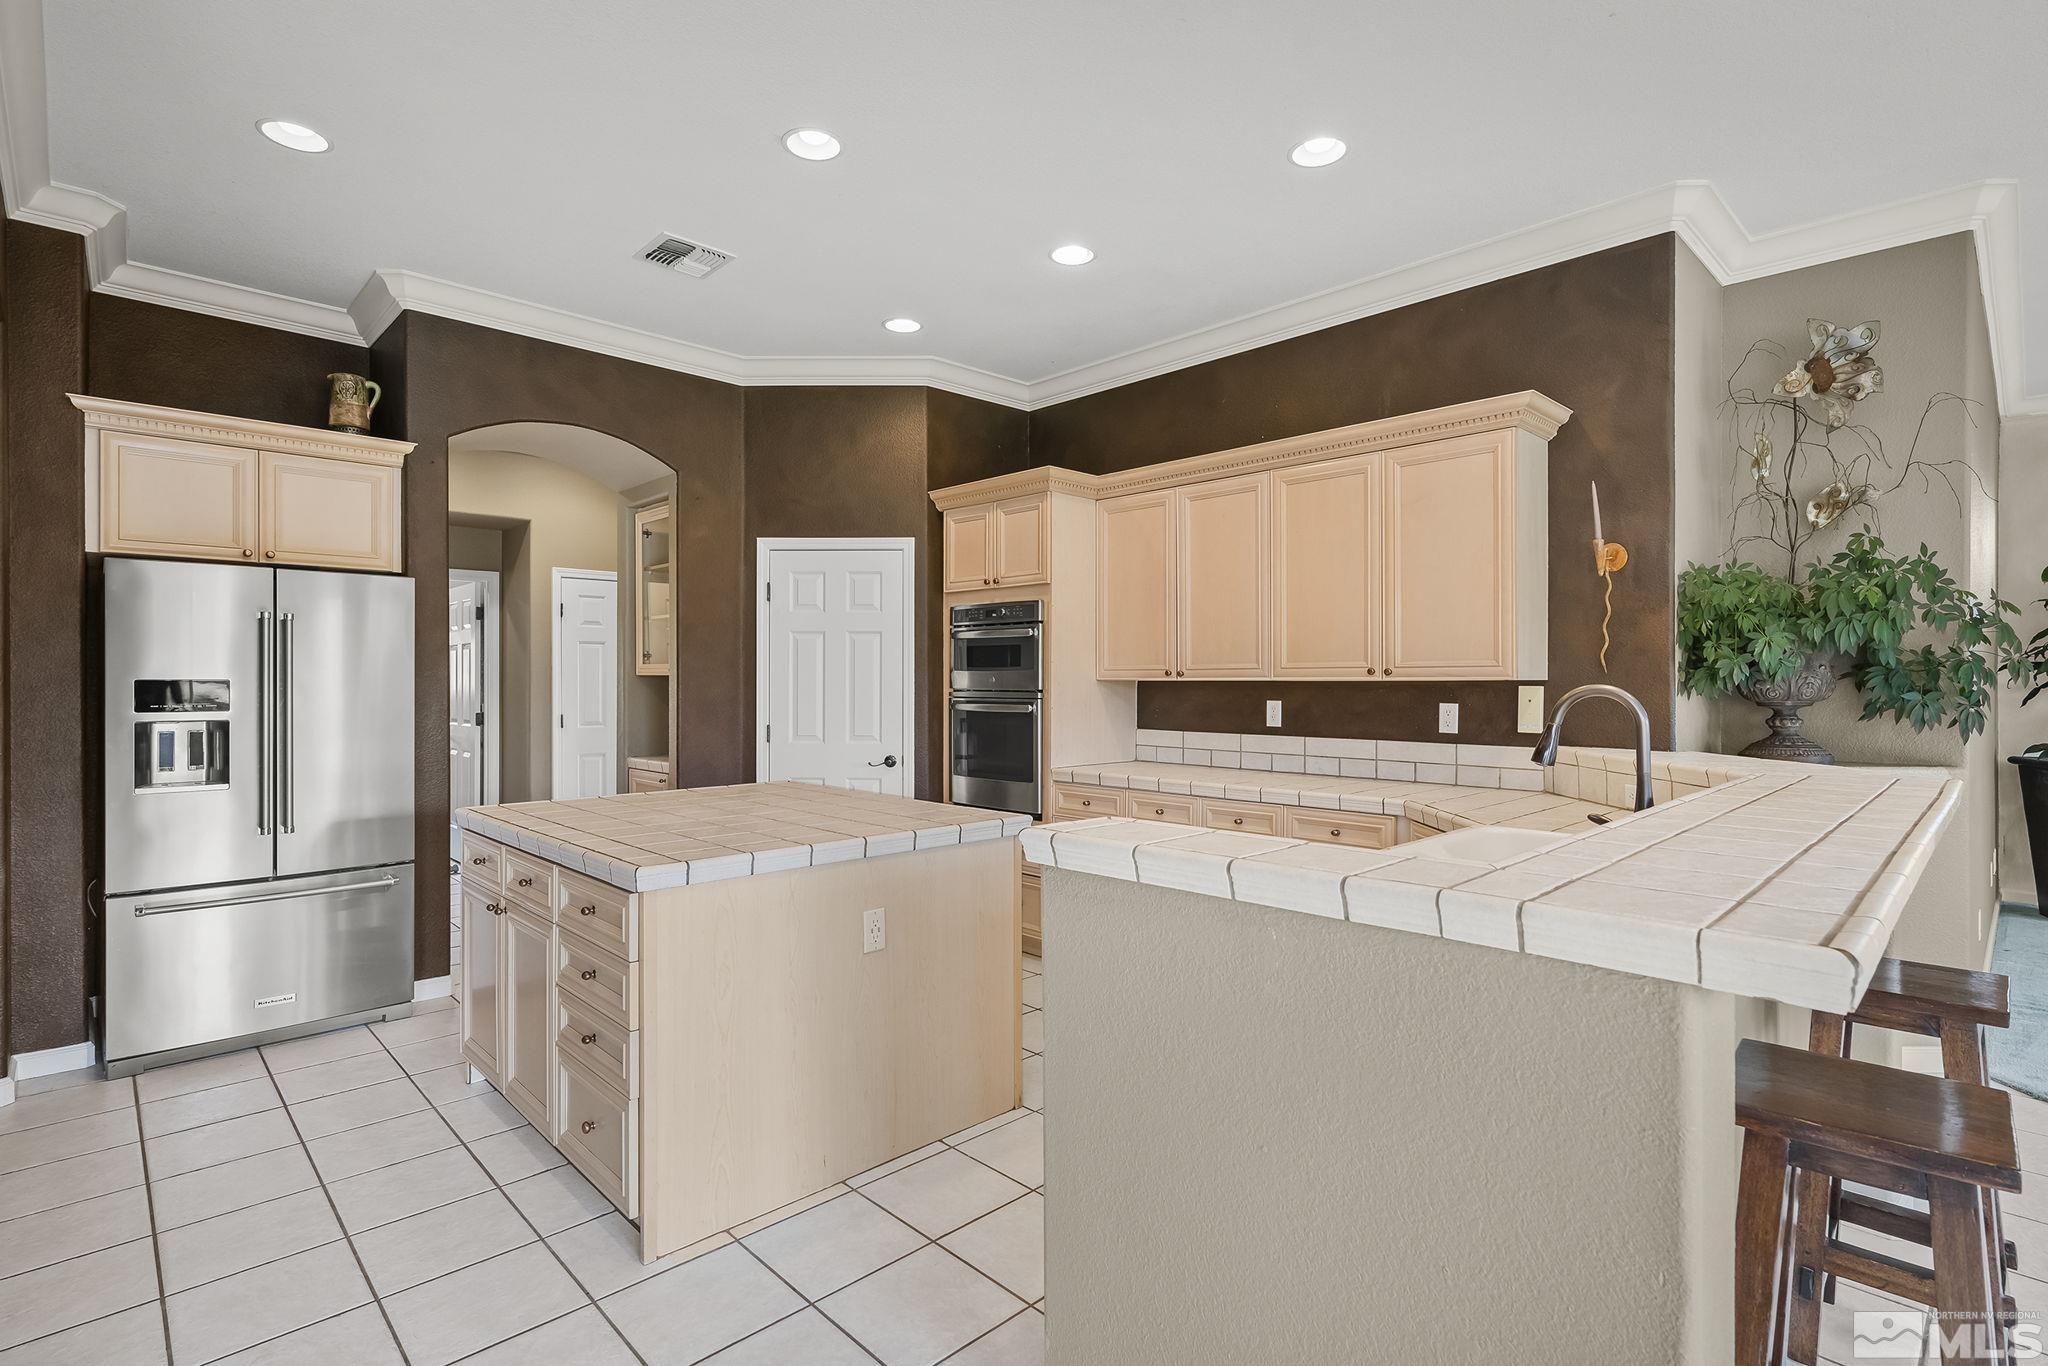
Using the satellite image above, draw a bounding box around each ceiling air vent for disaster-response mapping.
[639,234,732,278]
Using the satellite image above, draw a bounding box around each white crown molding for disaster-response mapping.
[0,2,2037,415]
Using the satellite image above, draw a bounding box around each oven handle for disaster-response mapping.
[950,625,1041,640]
[951,701,1039,714]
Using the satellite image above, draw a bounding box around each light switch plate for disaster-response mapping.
[1517,686,1545,734]
[862,908,886,954]
[1437,703,1459,734]
[1265,700,1282,727]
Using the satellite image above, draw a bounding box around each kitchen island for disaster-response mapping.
[454,784,1028,1261]
[1023,755,1960,1365]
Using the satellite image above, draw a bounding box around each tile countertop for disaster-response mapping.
[1025,764,1962,1013]
[456,784,1030,894]
[625,754,670,775]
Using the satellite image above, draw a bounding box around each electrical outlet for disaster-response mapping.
[1438,702,1459,734]
[862,907,886,954]
[1517,686,1545,734]
[1265,699,1283,727]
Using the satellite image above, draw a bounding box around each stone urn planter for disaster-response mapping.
[1736,653,1841,764]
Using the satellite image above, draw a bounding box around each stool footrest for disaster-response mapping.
[1838,1191,1932,1247]
[1820,1240,1935,1304]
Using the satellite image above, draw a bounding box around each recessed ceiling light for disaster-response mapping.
[1050,243,1095,267]
[783,128,842,161]
[883,318,922,334]
[257,119,330,153]
[1289,136,1346,168]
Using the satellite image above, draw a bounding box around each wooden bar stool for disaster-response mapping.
[1735,1038,2019,1366]
[1794,956,2016,1360]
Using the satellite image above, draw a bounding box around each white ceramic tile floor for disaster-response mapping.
[0,882,1045,1363]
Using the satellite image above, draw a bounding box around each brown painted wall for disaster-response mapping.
[3,223,90,1055]
[1029,235,1680,749]
[89,295,370,428]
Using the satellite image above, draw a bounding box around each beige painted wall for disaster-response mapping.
[449,448,623,803]
[449,523,503,574]
[1674,240,1730,751]
[2000,415,2048,907]
[1044,870,1774,1365]
[1693,235,2003,969]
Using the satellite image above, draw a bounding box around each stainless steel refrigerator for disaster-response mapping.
[101,557,416,1074]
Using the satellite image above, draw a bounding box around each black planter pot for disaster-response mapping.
[2013,744,2048,915]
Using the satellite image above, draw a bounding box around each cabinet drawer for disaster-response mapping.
[555,869,637,960]
[501,849,554,913]
[557,994,639,1099]
[1127,796,1199,823]
[1051,785,1124,819]
[459,835,503,889]
[556,1052,638,1218]
[1285,811,1397,850]
[557,934,640,1029]
[1200,799,1284,835]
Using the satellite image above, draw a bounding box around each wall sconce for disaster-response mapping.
[1591,482,1627,673]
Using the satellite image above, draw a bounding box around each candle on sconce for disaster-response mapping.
[1591,480,1603,547]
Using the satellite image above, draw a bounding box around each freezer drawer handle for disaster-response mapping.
[132,875,399,917]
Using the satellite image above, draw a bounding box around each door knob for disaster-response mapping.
[868,755,898,768]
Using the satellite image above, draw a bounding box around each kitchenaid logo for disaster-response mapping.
[254,992,296,1009]
[1853,1310,2041,1359]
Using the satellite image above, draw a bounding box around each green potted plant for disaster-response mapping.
[1678,319,2029,761]
[2010,567,2048,912]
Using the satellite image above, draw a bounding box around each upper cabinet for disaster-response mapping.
[943,494,1050,592]
[1174,475,1270,678]
[1096,490,1176,678]
[77,396,412,573]
[633,500,672,677]
[1272,454,1381,678]
[1383,433,1534,679]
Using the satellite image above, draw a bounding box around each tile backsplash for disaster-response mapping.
[1132,729,1548,792]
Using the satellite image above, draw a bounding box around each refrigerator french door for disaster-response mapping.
[102,557,416,1073]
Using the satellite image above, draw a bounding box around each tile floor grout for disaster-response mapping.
[128,1064,176,1366]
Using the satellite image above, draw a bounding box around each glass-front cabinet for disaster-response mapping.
[634,499,672,676]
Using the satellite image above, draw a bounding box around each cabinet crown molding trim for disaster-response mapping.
[928,390,1571,510]
[69,394,415,466]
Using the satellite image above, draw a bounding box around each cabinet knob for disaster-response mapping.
[265,551,277,560]
[241,549,254,559]
[1176,670,1185,677]
[1079,799,1091,807]
[579,905,597,917]
[470,856,486,866]
[1153,807,1166,816]
[1232,818,1244,826]
[579,968,598,981]
[1162,670,1171,677]
[487,902,503,915]
[982,577,991,585]
[580,1032,597,1045]
[1384,669,1394,677]
[581,1120,598,1135]
[516,876,533,887]
[1366,667,1377,676]
[1330,828,1343,838]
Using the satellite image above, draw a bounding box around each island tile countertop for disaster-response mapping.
[1025,761,1961,1012]
[458,784,1030,893]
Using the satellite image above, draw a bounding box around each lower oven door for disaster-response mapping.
[950,696,1041,817]
[104,864,416,1067]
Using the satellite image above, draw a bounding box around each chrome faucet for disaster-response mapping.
[1530,683,1655,812]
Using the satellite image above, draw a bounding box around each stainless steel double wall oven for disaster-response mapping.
[948,600,1043,818]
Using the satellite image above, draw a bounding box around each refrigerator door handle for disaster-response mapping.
[256,609,273,836]
[280,611,295,835]
[131,875,400,917]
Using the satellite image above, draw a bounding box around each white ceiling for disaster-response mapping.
[13,1,2048,411]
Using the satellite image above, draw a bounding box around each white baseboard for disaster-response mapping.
[414,976,453,1002]
[0,1066,13,1109]
[13,1041,98,1080]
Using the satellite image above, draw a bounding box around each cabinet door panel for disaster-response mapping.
[500,906,555,1131]
[100,433,259,560]
[1175,475,1271,678]
[634,501,673,677]
[459,888,503,1081]
[943,506,994,592]
[1096,492,1176,678]
[1273,456,1380,678]
[259,452,400,571]
[1383,437,1512,678]
[992,496,1050,587]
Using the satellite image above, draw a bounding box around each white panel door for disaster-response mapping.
[450,576,485,820]
[762,545,909,794]
[552,570,619,800]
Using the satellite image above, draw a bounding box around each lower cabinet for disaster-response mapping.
[557,1048,640,1217]
[1047,782,1400,852]
[499,905,556,1131]
[1020,865,1042,958]
[458,887,503,1080]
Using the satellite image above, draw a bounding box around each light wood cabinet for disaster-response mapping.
[258,451,400,570]
[944,495,1049,591]
[1049,782,1399,851]
[99,433,260,561]
[500,905,556,1131]
[628,768,670,793]
[459,887,504,1082]
[1200,798,1285,836]
[1272,455,1382,678]
[633,500,672,676]
[1383,435,1515,678]
[1095,491,1176,678]
[76,396,411,573]
[1020,867,1042,958]
[1175,475,1270,678]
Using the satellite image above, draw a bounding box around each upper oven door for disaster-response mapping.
[949,623,1043,693]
